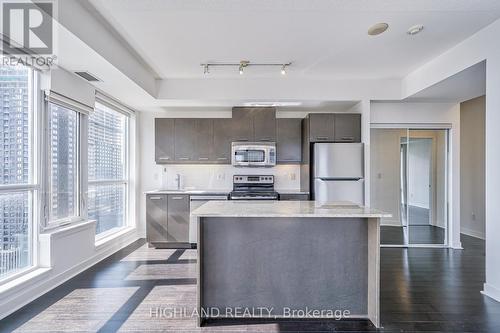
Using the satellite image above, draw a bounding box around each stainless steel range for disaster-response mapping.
[229,175,279,200]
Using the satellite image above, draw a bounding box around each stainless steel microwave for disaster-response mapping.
[231,142,276,167]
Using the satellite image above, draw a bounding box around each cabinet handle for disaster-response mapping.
[260,138,272,141]
[171,196,184,200]
[198,157,209,160]
[149,196,163,200]
[315,137,329,141]
[217,157,228,160]
[178,157,190,160]
[341,137,354,141]
[158,157,170,160]
[236,138,249,142]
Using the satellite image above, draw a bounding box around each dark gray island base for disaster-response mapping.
[192,201,390,328]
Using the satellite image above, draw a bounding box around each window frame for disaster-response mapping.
[41,101,86,230]
[0,66,40,284]
[88,101,130,239]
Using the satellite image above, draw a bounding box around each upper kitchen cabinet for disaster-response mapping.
[212,118,233,163]
[232,107,277,142]
[252,108,276,142]
[193,119,214,162]
[231,107,254,142]
[308,113,335,142]
[155,118,175,163]
[306,113,361,143]
[174,119,196,162]
[276,118,302,163]
[334,113,361,142]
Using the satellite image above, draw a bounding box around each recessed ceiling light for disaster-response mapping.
[368,23,389,36]
[407,24,424,35]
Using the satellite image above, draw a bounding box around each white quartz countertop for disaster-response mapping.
[144,189,230,195]
[144,189,309,195]
[191,200,391,218]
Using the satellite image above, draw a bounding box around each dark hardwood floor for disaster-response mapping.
[381,225,446,245]
[1,234,499,332]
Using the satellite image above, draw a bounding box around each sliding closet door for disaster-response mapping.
[407,129,448,245]
[371,128,449,247]
[371,128,409,246]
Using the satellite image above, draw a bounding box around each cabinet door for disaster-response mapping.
[276,118,302,163]
[193,119,213,162]
[155,119,175,163]
[174,119,196,162]
[309,114,335,142]
[253,108,276,142]
[212,118,232,163]
[334,114,361,142]
[146,195,168,243]
[167,195,190,242]
[231,107,254,142]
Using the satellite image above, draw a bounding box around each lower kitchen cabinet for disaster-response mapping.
[146,194,168,243]
[167,195,190,242]
[146,194,190,247]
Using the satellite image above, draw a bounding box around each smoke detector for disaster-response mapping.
[407,25,424,35]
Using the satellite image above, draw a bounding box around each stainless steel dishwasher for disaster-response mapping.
[189,195,228,244]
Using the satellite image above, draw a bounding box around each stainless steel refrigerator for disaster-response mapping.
[312,143,364,205]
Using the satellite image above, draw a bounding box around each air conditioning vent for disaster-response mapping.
[74,71,101,82]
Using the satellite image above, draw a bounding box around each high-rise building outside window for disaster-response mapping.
[88,102,128,235]
[48,104,78,222]
[0,63,35,280]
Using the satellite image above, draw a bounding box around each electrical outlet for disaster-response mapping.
[289,173,296,181]
[472,212,476,221]
[153,173,159,181]
[216,173,225,181]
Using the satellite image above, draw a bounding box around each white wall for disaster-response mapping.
[460,96,485,239]
[370,102,460,247]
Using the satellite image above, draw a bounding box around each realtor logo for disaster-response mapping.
[2,1,53,55]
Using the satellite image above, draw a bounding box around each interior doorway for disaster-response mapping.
[371,128,449,247]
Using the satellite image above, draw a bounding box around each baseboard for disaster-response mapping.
[482,283,500,302]
[0,230,139,320]
[460,227,485,240]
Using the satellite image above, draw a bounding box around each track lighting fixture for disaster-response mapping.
[201,61,292,75]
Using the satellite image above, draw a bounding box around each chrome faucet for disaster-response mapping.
[175,173,181,190]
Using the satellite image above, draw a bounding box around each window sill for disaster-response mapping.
[40,220,97,240]
[95,226,136,249]
[0,267,52,295]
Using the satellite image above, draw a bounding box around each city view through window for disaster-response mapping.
[88,104,127,235]
[0,63,129,280]
[0,65,32,279]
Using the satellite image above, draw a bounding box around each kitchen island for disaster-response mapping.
[191,201,390,328]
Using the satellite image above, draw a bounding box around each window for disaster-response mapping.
[0,64,36,280]
[88,102,128,235]
[48,103,78,222]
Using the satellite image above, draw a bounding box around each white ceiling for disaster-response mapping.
[89,0,500,80]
